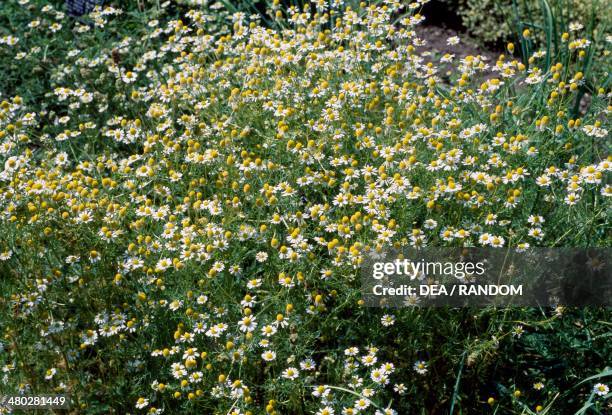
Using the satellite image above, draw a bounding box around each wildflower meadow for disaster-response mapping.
[0,0,610,414]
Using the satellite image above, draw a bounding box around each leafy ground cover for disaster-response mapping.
[0,0,610,414]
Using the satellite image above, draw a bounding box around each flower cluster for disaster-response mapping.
[0,0,610,414]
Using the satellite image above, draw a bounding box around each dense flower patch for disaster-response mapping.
[0,0,610,414]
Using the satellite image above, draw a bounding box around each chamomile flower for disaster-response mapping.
[414,360,428,375]
[282,367,299,380]
[261,350,277,362]
[593,383,609,396]
[135,397,149,409]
